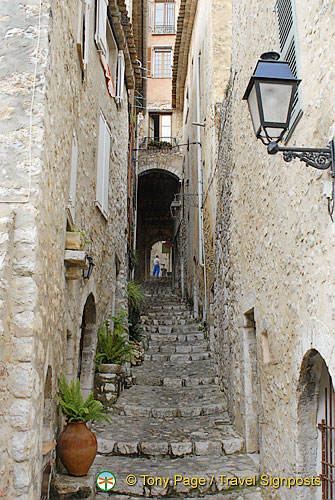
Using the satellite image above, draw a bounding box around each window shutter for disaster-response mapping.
[116,50,125,104]
[148,0,154,30]
[68,130,78,222]
[147,47,152,77]
[96,113,111,218]
[96,114,105,211]
[83,0,90,68]
[275,0,302,136]
[95,0,108,54]
[103,124,110,216]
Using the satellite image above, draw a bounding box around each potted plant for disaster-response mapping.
[56,375,111,477]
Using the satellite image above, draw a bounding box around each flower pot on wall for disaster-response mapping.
[57,422,97,477]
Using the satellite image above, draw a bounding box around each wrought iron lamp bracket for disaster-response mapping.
[267,142,333,171]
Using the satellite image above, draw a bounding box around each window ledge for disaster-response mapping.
[95,201,109,221]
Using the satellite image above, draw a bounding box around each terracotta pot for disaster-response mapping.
[57,422,97,477]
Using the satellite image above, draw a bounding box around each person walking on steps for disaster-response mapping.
[152,255,160,277]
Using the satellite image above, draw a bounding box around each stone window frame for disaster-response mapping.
[96,112,111,219]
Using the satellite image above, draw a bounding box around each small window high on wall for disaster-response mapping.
[149,113,172,140]
[154,0,175,34]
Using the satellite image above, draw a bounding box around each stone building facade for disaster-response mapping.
[0,0,141,497]
[214,0,335,499]
[172,0,232,319]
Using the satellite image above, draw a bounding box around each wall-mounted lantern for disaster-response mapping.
[170,195,181,219]
[243,52,335,219]
[82,256,95,279]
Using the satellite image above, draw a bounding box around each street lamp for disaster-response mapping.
[243,51,335,219]
[82,255,95,279]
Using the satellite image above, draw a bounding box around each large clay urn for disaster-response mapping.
[57,422,98,476]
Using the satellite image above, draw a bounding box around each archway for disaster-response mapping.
[136,169,180,281]
[78,294,97,397]
[297,349,333,499]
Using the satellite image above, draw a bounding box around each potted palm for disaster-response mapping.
[56,375,111,477]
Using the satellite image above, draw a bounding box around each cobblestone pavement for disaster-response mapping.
[92,279,261,499]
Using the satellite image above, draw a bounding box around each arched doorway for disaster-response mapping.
[297,349,333,499]
[136,169,180,281]
[78,294,97,398]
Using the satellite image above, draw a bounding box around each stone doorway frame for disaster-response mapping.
[78,293,97,398]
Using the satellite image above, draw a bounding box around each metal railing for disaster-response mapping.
[154,24,175,34]
[139,137,179,151]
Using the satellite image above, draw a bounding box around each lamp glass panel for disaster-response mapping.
[263,127,285,139]
[259,82,293,125]
[247,84,261,135]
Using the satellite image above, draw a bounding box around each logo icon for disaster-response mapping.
[96,471,116,491]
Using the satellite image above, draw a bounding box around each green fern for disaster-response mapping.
[95,311,135,371]
[57,374,112,423]
[127,281,145,314]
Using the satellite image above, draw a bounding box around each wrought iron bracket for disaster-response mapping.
[267,140,335,221]
[267,141,333,170]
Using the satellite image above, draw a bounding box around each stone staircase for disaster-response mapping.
[92,279,261,499]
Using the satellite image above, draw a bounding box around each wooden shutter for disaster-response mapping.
[68,130,78,222]
[275,0,302,137]
[116,50,125,104]
[96,113,111,217]
[103,123,110,216]
[96,113,105,211]
[147,47,152,77]
[83,0,90,68]
[95,0,108,54]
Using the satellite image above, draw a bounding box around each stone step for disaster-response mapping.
[92,415,244,458]
[149,333,205,342]
[144,326,204,336]
[111,385,226,418]
[144,352,211,363]
[132,360,218,387]
[92,454,260,497]
[147,342,209,355]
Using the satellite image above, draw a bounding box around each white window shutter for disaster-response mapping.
[95,0,108,54]
[96,113,111,218]
[275,0,302,135]
[103,125,111,216]
[68,130,78,222]
[96,114,105,211]
[83,0,90,68]
[116,50,125,104]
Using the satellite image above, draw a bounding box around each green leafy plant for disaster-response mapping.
[57,374,112,423]
[95,311,134,370]
[129,249,139,270]
[127,281,145,314]
[70,227,91,245]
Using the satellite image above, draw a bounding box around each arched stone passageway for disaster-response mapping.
[297,349,334,499]
[136,169,180,281]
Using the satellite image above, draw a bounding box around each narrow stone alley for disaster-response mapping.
[92,280,261,499]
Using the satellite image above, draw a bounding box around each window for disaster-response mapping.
[68,130,78,223]
[149,113,172,140]
[96,113,111,218]
[77,0,90,70]
[154,0,175,34]
[275,0,302,139]
[95,0,108,54]
[153,48,172,78]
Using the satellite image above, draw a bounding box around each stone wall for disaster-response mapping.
[214,1,335,498]
[0,0,132,497]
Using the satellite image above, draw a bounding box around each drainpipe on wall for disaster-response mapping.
[131,115,140,281]
[195,54,207,323]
